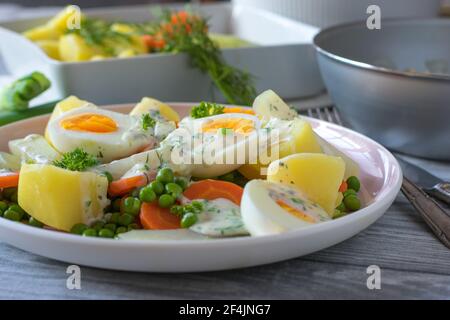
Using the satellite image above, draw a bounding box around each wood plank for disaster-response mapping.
[1,243,449,299]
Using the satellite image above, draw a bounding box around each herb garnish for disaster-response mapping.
[145,11,256,105]
[53,148,99,171]
[190,101,224,119]
[142,113,156,130]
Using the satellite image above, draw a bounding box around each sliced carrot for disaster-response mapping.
[0,172,19,189]
[183,179,244,205]
[141,34,154,48]
[140,202,181,230]
[224,107,255,115]
[108,175,147,197]
[338,181,348,193]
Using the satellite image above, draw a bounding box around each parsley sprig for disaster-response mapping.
[190,101,224,119]
[142,113,156,130]
[53,148,99,172]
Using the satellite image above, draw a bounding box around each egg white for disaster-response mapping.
[47,105,156,163]
[241,180,331,236]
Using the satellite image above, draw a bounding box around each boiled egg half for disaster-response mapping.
[241,180,331,236]
[47,104,156,163]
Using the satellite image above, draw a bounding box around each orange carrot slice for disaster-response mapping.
[183,179,244,205]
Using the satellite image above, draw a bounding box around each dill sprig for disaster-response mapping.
[53,148,99,172]
[150,11,256,106]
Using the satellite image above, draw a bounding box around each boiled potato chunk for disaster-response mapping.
[45,95,89,142]
[47,5,82,33]
[253,90,297,120]
[35,40,60,60]
[130,97,180,122]
[59,34,97,62]
[0,152,20,171]
[267,153,345,215]
[18,164,109,231]
[239,118,322,180]
[23,25,60,41]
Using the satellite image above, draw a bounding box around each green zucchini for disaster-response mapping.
[0,100,59,126]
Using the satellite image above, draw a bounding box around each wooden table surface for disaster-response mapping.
[1,4,450,300]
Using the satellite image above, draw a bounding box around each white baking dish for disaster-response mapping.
[0,3,323,105]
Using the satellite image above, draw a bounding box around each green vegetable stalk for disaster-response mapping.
[0,72,51,111]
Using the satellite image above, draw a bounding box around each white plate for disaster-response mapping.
[0,103,402,272]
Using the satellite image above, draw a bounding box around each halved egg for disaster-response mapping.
[241,180,330,236]
[167,113,262,178]
[47,105,155,163]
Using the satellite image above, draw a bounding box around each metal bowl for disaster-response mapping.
[314,19,450,160]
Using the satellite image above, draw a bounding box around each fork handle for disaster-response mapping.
[425,183,450,206]
[401,177,450,249]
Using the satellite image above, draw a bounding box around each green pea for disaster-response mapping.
[181,212,198,228]
[150,181,164,195]
[108,212,120,224]
[112,198,122,212]
[165,182,183,197]
[102,171,113,184]
[158,194,175,208]
[139,186,156,203]
[131,187,143,198]
[98,228,115,238]
[118,213,134,226]
[336,202,347,212]
[346,176,360,192]
[343,195,361,211]
[9,190,18,203]
[104,223,117,232]
[8,204,25,215]
[343,189,357,198]
[82,228,98,237]
[0,201,8,214]
[333,209,347,219]
[2,188,17,200]
[91,221,105,231]
[190,201,204,212]
[3,209,22,221]
[115,226,128,234]
[123,197,141,216]
[128,223,141,231]
[70,223,88,235]
[156,167,174,184]
[28,217,43,228]
[170,205,184,216]
[174,177,189,190]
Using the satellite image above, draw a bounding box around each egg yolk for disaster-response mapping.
[60,113,118,133]
[201,118,255,135]
[276,199,316,223]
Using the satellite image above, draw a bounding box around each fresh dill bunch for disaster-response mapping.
[190,101,225,119]
[152,11,256,105]
[142,113,156,130]
[53,148,99,172]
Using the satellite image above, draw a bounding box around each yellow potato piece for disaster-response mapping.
[18,164,108,231]
[23,25,60,41]
[47,5,82,33]
[130,97,180,122]
[267,153,345,215]
[58,34,97,62]
[35,40,60,60]
[45,96,89,142]
[239,118,322,180]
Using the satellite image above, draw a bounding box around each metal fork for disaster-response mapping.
[304,105,450,248]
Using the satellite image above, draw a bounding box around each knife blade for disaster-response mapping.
[397,157,450,206]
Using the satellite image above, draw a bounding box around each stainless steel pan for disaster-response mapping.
[314,19,450,160]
